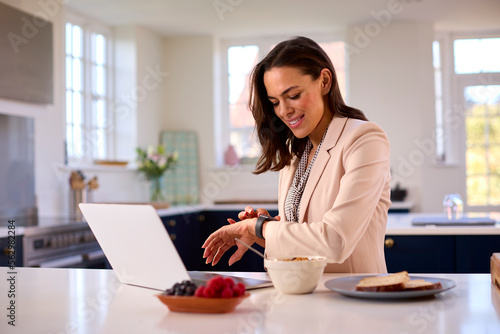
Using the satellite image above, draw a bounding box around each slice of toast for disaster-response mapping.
[404,279,442,291]
[356,271,410,292]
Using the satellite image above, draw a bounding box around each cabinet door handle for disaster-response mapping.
[168,220,176,227]
[384,238,395,248]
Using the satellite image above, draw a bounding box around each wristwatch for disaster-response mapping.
[255,214,277,239]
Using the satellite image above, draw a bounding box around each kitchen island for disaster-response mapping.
[1,267,498,333]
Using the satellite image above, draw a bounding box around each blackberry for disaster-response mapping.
[185,285,196,296]
[164,280,198,296]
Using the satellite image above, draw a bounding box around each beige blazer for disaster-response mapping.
[265,117,391,273]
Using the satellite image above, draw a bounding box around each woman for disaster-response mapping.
[203,36,391,273]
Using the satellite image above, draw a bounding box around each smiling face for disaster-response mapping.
[263,66,333,144]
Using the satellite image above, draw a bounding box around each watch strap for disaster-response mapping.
[255,214,277,239]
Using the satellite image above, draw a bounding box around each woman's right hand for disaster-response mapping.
[228,206,280,234]
[236,206,271,221]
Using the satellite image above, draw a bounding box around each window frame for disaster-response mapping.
[216,33,347,167]
[455,72,500,211]
[438,30,500,211]
[65,11,114,165]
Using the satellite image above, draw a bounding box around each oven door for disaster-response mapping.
[26,249,109,269]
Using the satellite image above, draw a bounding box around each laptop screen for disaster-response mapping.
[79,203,191,290]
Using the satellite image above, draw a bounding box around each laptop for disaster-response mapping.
[79,203,272,291]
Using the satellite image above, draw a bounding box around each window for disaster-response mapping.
[227,45,260,162]
[221,37,347,165]
[435,35,500,208]
[454,38,500,74]
[432,41,445,163]
[463,84,500,206]
[65,13,113,164]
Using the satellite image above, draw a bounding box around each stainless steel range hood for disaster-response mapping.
[0,114,37,226]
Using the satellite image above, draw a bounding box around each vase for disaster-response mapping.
[149,175,166,202]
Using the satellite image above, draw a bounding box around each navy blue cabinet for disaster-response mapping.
[384,234,500,273]
[456,236,500,273]
[160,212,204,271]
[0,235,23,268]
[199,210,278,272]
[384,235,456,273]
[160,209,278,273]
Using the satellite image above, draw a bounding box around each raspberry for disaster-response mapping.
[194,286,205,297]
[207,276,224,292]
[224,277,235,288]
[193,276,244,298]
[233,283,246,297]
[221,287,234,298]
[220,280,229,290]
[204,286,216,298]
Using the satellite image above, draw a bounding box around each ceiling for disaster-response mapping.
[65,0,500,37]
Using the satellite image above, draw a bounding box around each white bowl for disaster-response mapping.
[264,256,327,294]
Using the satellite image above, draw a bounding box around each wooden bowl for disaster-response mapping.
[156,293,249,313]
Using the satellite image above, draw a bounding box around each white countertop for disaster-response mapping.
[155,203,280,216]
[386,212,500,235]
[0,267,498,333]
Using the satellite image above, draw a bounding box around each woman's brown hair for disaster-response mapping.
[249,36,367,174]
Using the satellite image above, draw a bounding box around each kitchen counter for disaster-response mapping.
[157,205,500,234]
[2,208,500,238]
[386,212,500,235]
[155,203,279,217]
[0,267,498,333]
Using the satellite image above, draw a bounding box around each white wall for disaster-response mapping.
[161,35,215,163]
[348,21,456,212]
[136,26,163,148]
[114,25,138,161]
[161,36,279,204]
[114,25,164,157]
[162,36,213,204]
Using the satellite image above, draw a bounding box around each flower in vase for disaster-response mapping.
[136,145,178,202]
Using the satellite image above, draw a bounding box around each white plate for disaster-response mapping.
[324,275,456,299]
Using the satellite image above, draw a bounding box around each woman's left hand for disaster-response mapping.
[202,218,258,266]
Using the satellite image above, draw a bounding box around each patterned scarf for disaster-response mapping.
[284,128,328,222]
